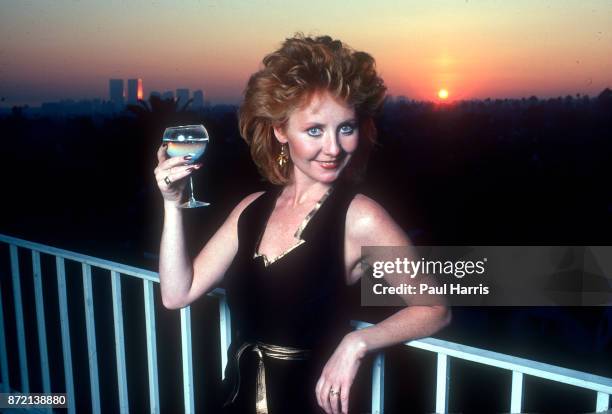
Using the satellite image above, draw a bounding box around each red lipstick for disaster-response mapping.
[318,160,339,169]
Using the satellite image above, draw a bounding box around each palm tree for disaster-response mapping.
[126,94,198,144]
[127,94,193,120]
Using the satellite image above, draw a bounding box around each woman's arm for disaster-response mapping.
[159,192,263,309]
[316,194,451,414]
[344,194,451,353]
[154,143,263,309]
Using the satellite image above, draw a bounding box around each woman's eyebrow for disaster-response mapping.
[302,118,357,126]
[302,122,325,128]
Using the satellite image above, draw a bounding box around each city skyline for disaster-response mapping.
[1,1,611,106]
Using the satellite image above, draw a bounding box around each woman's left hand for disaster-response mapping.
[315,332,367,414]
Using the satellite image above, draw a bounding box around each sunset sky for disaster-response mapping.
[1,0,611,106]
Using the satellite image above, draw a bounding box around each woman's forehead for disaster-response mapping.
[290,90,355,123]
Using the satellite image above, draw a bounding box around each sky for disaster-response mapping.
[1,0,611,106]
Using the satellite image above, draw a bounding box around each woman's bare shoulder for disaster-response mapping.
[346,193,409,246]
[229,191,266,219]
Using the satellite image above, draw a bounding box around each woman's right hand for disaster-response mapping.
[154,144,202,206]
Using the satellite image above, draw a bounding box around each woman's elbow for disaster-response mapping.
[437,305,452,329]
[161,294,188,310]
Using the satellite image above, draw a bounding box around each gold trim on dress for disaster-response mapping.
[254,186,334,267]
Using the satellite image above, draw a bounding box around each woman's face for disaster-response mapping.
[274,90,359,185]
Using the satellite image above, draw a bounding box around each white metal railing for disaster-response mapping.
[0,234,227,414]
[353,321,612,413]
[0,234,610,414]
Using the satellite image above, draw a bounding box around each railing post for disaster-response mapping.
[371,352,385,414]
[111,271,129,414]
[0,279,10,392]
[511,371,524,413]
[596,391,610,412]
[180,306,195,414]
[32,251,51,397]
[82,263,101,414]
[435,353,450,414]
[2,236,612,414]
[10,245,29,393]
[218,295,232,379]
[56,257,76,414]
[143,280,160,413]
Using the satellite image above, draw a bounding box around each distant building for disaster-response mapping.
[176,88,190,106]
[109,79,124,107]
[161,91,175,101]
[127,78,143,104]
[150,91,161,99]
[192,90,205,109]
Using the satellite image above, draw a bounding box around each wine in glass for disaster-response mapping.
[162,124,210,208]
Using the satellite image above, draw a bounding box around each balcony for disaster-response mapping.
[0,234,610,413]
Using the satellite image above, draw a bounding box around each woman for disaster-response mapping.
[154,34,450,414]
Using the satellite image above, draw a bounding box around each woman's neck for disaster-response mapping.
[283,172,332,207]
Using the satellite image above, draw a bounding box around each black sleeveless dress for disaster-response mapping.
[220,183,358,414]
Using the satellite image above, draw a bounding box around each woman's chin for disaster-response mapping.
[317,170,344,183]
[298,173,339,185]
[293,162,348,184]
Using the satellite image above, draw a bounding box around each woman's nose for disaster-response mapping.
[322,133,341,156]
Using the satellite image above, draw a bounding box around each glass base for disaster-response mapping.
[179,199,210,208]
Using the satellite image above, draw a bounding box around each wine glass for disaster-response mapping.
[162,124,210,208]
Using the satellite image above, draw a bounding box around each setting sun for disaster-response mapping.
[438,89,449,100]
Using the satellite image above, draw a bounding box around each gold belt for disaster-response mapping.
[224,341,312,414]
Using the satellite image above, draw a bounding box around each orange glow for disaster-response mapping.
[438,89,449,100]
[2,2,611,106]
[137,79,143,100]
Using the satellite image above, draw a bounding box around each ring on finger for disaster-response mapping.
[164,176,172,185]
[329,389,340,397]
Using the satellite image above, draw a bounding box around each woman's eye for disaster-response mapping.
[340,125,354,135]
[307,127,323,137]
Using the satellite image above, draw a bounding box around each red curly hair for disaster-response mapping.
[239,34,387,184]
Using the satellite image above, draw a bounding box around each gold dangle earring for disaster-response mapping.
[277,143,289,167]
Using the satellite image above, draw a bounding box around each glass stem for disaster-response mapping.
[188,176,196,203]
